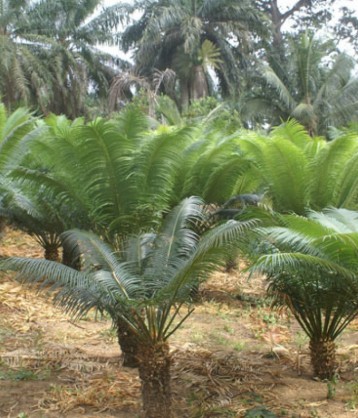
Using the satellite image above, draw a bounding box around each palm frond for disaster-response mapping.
[263,66,296,111]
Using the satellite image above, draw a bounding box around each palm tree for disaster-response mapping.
[0,196,255,417]
[120,0,265,109]
[0,0,54,111]
[250,207,358,379]
[22,0,123,118]
[241,33,358,136]
[0,0,124,116]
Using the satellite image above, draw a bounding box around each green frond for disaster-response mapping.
[155,217,258,304]
[202,153,251,203]
[263,66,295,111]
[283,213,334,238]
[260,137,310,214]
[0,197,257,344]
[271,119,312,149]
[0,106,40,170]
[252,251,357,282]
[309,208,358,233]
[249,206,358,371]
[134,125,195,209]
[198,39,223,70]
[155,95,182,126]
[309,135,358,209]
[0,257,105,318]
[113,107,151,141]
[335,152,358,208]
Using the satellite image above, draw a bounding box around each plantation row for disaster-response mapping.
[1,104,358,417]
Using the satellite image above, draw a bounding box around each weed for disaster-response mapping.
[0,326,14,343]
[210,333,228,346]
[232,341,246,352]
[223,324,235,334]
[190,331,205,345]
[309,409,320,418]
[262,313,278,325]
[244,406,278,417]
[326,375,337,400]
[346,381,358,410]
[0,366,49,381]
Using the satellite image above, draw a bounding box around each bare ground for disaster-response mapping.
[0,228,357,418]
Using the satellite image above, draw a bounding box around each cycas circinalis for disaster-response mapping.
[237,121,358,214]
[175,128,255,205]
[250,207,358,379]
[11,110,196,247]
[238,120,323,215]
[0,196,257,418]
[4,112,92,261]
[0,103,42,233]
[120,0,266,109]
[308,129,358,210]
[241,33,358,136]
[12,112,142,249]
[0,179,70,261]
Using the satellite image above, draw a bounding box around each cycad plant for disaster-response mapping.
[0,103,42,234]
[13,110,196,247]
[0,197,255,417]
[237,121,358,214]
[250,207,358,379]
[0,111,91,260]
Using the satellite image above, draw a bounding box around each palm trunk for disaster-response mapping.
[309,338,337,380]
[190,65,209,101]
[116,319,140,368]
[180,79,190,112]
[138,341,172,418]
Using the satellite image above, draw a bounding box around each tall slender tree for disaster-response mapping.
[0,0,126,116]
[241,33,358,135]
[119,0,266,110]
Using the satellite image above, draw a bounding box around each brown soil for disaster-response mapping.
[0,228,357,418]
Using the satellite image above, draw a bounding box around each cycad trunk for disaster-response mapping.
[116,319,140,368]
[44,243,61,262]
[0,216,7,235]
[138,341,172,418]
[309,338,336,379]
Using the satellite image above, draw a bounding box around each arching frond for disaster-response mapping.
[309,135,358,209]
[263,66,296,111]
